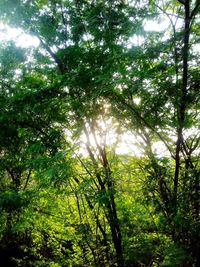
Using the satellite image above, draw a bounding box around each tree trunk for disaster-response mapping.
[173,0,190,216]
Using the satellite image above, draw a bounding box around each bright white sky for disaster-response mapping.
[0,23,40,47]
[0,16,181,48]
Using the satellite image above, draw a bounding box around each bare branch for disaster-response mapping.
[177,0,185,5]
[190,0,200,19]
[23,169,32,190]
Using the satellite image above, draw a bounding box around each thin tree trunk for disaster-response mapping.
[101,152,124,267]
[173,0,190,216]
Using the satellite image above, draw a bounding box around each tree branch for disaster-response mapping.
[190,0,200,19]
[177,0,185,5]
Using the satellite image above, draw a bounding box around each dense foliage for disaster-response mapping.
[0,0,199,266]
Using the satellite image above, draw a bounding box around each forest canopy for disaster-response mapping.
[0,0,199,266]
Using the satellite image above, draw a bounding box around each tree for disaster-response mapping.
[0,0,199,266]
[106,0,200,265]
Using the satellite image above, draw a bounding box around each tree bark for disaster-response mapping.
[173,0,190,216]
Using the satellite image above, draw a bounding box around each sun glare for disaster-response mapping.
[0,23,40,47]
[78,118,169,158]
